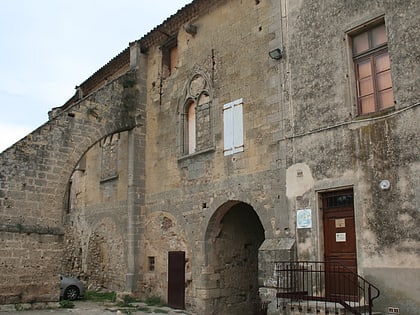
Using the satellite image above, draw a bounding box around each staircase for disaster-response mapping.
[275,261,380,315]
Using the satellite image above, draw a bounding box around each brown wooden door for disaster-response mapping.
[168,251,185,309]
[322,189,358,299]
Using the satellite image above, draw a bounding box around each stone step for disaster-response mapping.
[278,302,382,315]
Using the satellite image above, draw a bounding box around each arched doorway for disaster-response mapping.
[205,201,265,315]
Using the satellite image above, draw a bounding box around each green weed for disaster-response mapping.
[83,290,116,302]
[59,300,75,308]
[144,296,162,306]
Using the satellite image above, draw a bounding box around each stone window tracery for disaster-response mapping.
[100,133,120,181]
[180,72,213,156]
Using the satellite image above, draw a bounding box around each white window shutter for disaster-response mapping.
[223,98,243,156]
[233,102,244,153]
[223,104,234,155]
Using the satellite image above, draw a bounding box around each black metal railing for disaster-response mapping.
[275,261,380,315]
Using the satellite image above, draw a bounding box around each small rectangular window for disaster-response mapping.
[169,45,178,74]
[223,98,244,156]
[100,134,119,181]
[352,22,394,115]
[148,256,155,272]
[161,37,177,78]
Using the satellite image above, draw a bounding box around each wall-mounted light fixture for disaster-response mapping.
[269,48,283,60]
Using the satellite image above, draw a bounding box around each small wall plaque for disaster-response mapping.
[336,232,346,242]
[335,218,345,228]
[297,209,312,229]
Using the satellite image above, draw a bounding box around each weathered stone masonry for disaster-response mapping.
[0,51,143,301]
[0,1,419,315]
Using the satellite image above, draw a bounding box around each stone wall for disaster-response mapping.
[0,1,418,314]
[280,1,420,314]
[140,0,419,313]
[0,61,142,302]
[142,2,288,311]
[0,231,63,303]
[141,212,190,301]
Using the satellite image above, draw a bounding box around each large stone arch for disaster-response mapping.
[203,200,265,315]
[1,70,141,228]
[0,64,144,302]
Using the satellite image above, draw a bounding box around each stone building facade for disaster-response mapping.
[0,1,419,315]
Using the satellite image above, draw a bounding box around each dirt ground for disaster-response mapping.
[0,300,195,315]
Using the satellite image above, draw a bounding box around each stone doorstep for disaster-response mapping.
[279,301,382,315]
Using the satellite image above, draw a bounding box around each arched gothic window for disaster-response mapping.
[186,101,196,154]
[180,72,213,156]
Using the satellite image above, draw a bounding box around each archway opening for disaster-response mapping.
[205,201,265,315]
[62,131,130,290]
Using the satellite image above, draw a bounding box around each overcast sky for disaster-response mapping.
[0,0,192,152]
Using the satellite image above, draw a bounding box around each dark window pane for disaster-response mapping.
[375,52,391,73]
[378,89,394,109]
[371,24,387,48]
[360,95,375,114]
[326,194,354,208]
[377,71,392,91]
[353,32,369,55]
[357,59,372,79]
[359,77,374,96]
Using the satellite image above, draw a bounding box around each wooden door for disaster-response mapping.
[322,189,358,299]
[168,251,185,309]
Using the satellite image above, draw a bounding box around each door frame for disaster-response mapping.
[317,187,358,260]
[167,251,185,309]
[318,187,358,298]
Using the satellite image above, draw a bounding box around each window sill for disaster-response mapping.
[178,147,215,162]
[354,106,395,120]
[100,175,119,183]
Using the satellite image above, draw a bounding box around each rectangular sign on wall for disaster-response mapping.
[335,218,345,228]
[297,209,312,229]
[336,232,346,242]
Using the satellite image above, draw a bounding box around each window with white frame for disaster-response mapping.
[223,98,244,156]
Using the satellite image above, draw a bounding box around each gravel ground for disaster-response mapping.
[0,301,195,315]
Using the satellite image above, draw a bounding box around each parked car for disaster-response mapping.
[60,275,85,300]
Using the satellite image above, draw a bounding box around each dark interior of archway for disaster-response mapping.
[212,203,265,315]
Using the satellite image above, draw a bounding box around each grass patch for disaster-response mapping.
[59,300,75,308]
[14,304,23,311]
[137,306,152,313]
[153,308,169,314]
[144,296,162,306]
[117,295,139,307]
[83,290,116,302]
